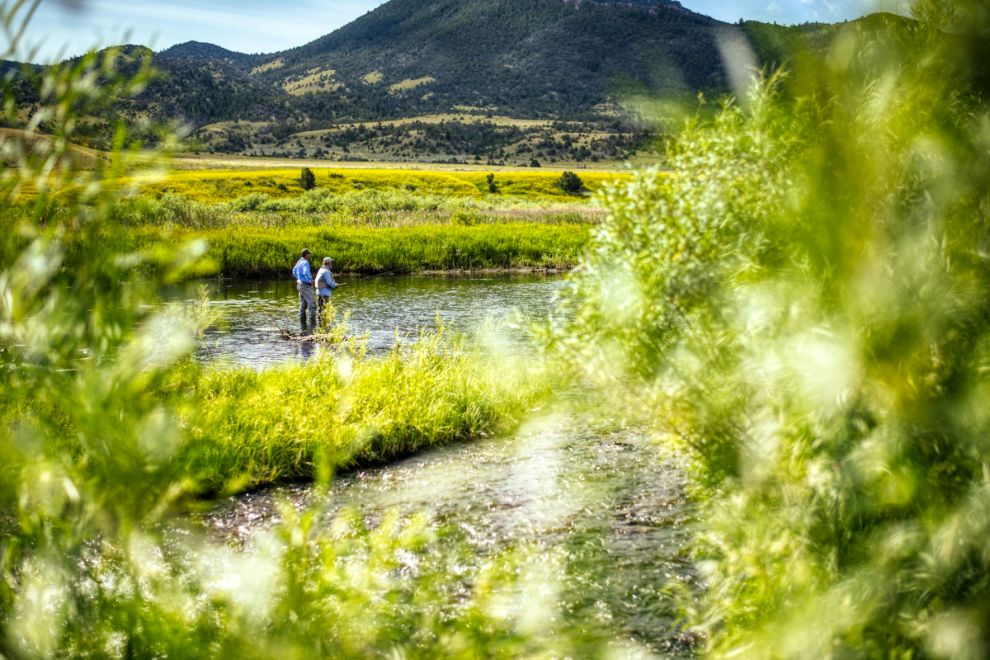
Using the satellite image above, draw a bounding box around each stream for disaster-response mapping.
[183,274,565,366]
[187,274,697,655]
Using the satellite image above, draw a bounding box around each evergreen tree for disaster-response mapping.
[557,171,584,194]
[300,167,316,190]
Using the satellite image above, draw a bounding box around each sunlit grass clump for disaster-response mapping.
[183,324,551,492]
[129,221,589,275]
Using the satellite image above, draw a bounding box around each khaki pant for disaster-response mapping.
[297,281,316,333]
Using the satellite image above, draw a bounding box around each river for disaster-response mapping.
[185,274,565,366]
[188,274,697,655]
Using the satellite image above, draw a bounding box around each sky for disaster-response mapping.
[22,0,911,63]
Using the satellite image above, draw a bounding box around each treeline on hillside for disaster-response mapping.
[201,118,654,164]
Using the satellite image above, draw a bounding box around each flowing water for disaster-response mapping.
[182,274,565,367]
[190,274,697,655]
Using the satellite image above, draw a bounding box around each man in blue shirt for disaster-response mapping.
[291,248,316,334]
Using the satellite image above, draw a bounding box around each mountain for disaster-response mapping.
[256,0,726,121]
[4,0,904,164]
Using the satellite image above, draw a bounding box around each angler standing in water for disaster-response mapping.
[291,248,316,334]
[315,256,341,328]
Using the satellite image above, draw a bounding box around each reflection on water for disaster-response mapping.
[176,274,564,367]
[200,413,697,655]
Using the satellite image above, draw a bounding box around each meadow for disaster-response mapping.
[93,166,615,275]
[130,166,624,203]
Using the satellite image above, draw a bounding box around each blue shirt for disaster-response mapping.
[292,258,313,284]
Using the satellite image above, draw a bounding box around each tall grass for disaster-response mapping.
[200,223,587,274]
[182,325,551,493]
[80,220,588,276]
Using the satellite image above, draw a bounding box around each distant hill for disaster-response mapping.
[3,0,905,165]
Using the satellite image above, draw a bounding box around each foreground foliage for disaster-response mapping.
[557,1,990,656]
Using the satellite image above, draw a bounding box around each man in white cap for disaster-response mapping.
[315,256,340,328]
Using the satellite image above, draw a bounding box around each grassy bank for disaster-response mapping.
[120,222,587,275]
[181,327,549,493]
[82,186,596,276]
[0,318,549,499]
[30,165,613,276]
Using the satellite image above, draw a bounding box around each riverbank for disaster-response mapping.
[185,222,588,276]
[104,221,588,276]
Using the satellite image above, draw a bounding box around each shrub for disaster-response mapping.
[299,167,316,190]
[226,192,271,213]
[557,171,584,194]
